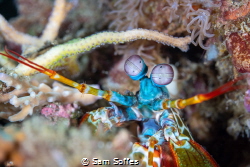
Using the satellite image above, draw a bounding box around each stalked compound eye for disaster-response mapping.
[150,64,174,86]
[124,55,148,80]
[124,55,144,76]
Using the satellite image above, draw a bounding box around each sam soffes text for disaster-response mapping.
[81,158,140,166]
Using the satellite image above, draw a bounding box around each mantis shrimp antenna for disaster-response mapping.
[172,76,245,109]
[153,76,246,110]
[1,47,79,88]
[2,48,55,76]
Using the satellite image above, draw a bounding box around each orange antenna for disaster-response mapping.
[153,75,246,110]
[173,76,246,109]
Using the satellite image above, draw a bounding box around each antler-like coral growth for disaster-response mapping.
[0,15,42,46]
[0,0,73,53]
[41,0,73,41]
[0,71,100,122]
[13,29,191,76]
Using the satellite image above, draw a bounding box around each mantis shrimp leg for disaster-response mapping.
[80,102,144,130]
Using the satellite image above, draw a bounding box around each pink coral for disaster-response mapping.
[41,103,78,119]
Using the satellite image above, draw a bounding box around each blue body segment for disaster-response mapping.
[138,119,161,143]
[138,77,169,105]
[109,91,137,106]
[152,99,168,111]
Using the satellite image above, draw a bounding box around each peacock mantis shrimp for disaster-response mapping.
[0,47,245,167]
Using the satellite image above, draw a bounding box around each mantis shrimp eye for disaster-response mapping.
[124,55,148,80]
[150,64,174,87]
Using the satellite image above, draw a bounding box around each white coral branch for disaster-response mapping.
[41,0,73,41]
[0,73,100,122]
[0,15,42,46]
[0,0,73,51]
[9,104,33,122]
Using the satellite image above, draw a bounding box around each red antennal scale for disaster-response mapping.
[1,46,55,76]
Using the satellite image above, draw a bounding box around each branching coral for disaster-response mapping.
[40,0,73,41]
[186,9,214,50]
[0,0,73,54]
[0,14,42,46]
[0,73,100,122]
